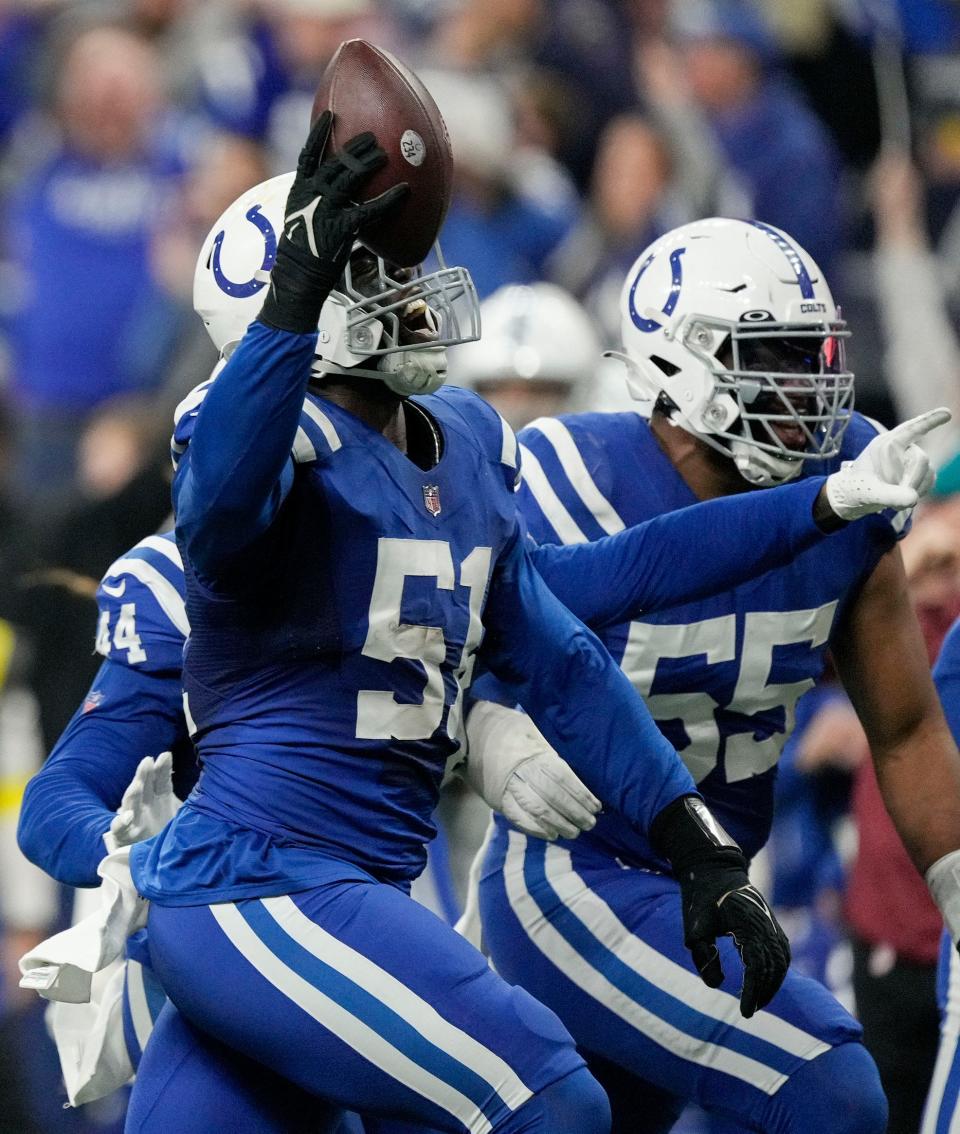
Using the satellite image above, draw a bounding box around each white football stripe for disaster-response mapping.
[211,903,496,1134]
[103,558,189,637]
[301,400,342,453]
[504,832,792,1095]
[181,691,197,737]
[173,380,214,431]
[292,426,316,464]
[499,415,518,471]
[125,960,155,1055]
[262,895,532,1112]
[134,535,183,570]
[921,942,960,1133]
[518,445,587,545]
[526,418,624,535]
[542,843,829,1062]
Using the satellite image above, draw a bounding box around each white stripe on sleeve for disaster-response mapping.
[134,536,183,570]
[292,426,316,464]
[103,559,189,638]
[526,418,624,535]
[518,444,587,545]
[499,415,518,470]
[301,400,342,453]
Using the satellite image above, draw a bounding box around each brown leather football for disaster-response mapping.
[311,40,453,268]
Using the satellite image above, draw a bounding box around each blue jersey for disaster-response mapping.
[18,533,194,887]
[133,323,698,906]
[511,410,905,864]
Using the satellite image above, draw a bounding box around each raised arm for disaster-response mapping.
[532,409,951,628]
[175,113,407,577]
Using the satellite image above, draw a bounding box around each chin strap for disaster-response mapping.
[311,347,448,396]
[380,348,447,395]
[728,438,804,487]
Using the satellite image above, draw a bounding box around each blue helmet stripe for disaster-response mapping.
[749,221,815,299]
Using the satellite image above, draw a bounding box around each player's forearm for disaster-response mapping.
[175,322,315,571]
[871,709,960,872]
[530,476,827,628]
[481,534,696,829]
[18,765,113,887]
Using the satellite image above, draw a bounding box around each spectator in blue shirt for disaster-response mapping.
[676,1,845,278]
[5,24,183,501]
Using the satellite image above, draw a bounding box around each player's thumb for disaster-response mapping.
[358,183,410,228]
[690,939,724,988]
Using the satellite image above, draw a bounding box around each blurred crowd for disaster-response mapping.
[5,0,960,1131]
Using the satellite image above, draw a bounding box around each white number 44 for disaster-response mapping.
[95,602,147,664]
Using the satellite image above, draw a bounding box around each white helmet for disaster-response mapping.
[451,283,600,394]
[193,172,480,396]
[612,217,854,486]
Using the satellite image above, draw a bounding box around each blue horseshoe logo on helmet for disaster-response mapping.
[211,204,277,298]
[628,246,686,332]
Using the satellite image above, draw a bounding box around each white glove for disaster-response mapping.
[463,701,601,840]
[103,753,180,853]
[825,407,951,521]
[927,848,960,946]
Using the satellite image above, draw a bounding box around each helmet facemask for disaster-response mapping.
[193,172,480,398]
[312,244,481,396]
[656,313,854,486]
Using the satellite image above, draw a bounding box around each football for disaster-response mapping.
[311,39,453,268]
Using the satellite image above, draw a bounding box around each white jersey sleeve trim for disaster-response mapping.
[498,415,518,471]
[102,559,189,638]
[518,444,588,545]
[133,535,183,570]
[292,426,316,464]
[526,417,625,536]
[301,400,342,454]
[172,379,215,431]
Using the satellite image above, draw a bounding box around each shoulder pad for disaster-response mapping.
[429,386,520,493]
[171,376,218,471]
[294,392,346,465]
[95,533,187,673]
[517,413,627,545]
[170,371,344,473]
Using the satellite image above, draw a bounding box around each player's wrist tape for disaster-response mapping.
[926,848,960,943]
[257,242,346,335]
[649,794,746,874]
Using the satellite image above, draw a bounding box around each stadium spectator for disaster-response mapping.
[422,69,579,298]
[549,112,685,344]
[669,0,845,277]
[4,23,181,500]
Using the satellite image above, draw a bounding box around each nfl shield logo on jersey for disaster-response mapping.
[422,485,441,516]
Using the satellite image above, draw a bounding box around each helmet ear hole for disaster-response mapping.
[650,355,680,377]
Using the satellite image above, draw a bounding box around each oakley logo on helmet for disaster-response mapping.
[741,310,774,322]
[628,247,687,333]
[211,204,277,299]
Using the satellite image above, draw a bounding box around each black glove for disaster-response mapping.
[650,794,790,1018]
[258,110,409,334]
